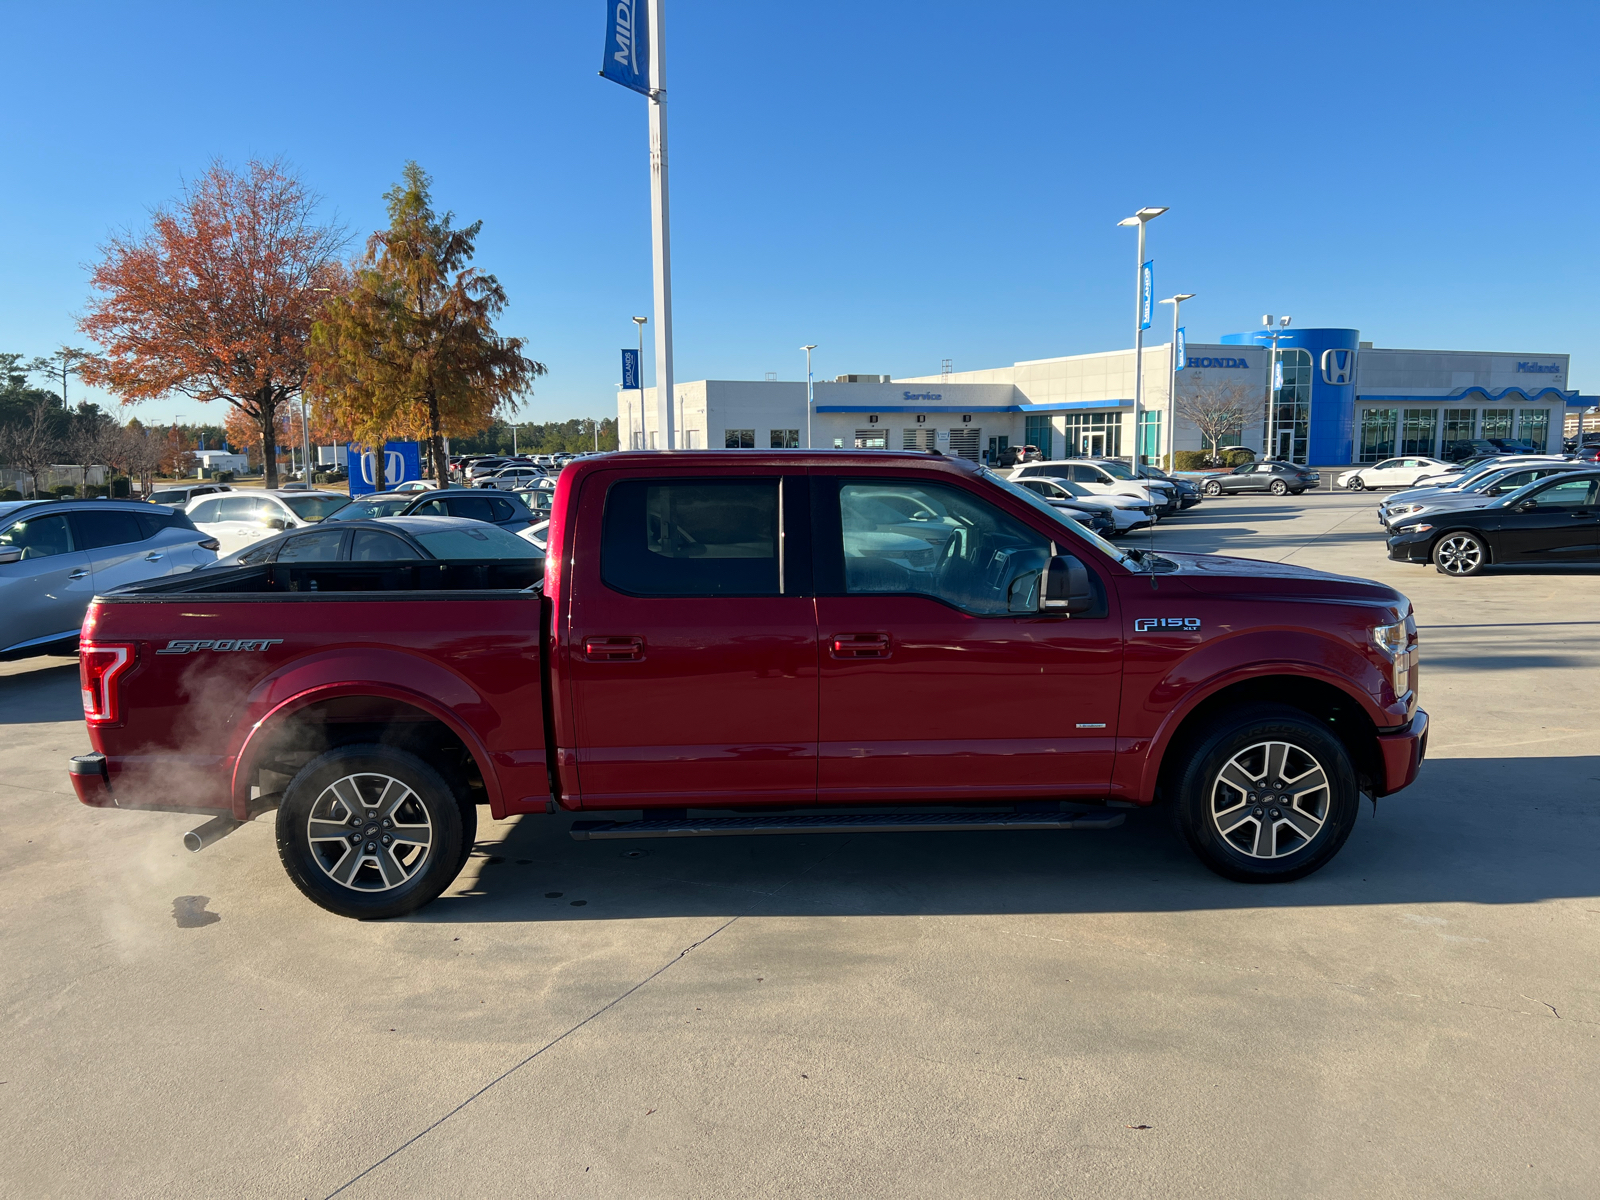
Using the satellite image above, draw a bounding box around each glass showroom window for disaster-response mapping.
[770,429,799,448]
[1272,349,1313,463]
[1137,411,1162,466]
[1066,412,1121,458]
[1441,409,1476,461]
[1359,408,1397,463]
[854,428,888,449]
[1518,409,1550,452]
[1024,414,1054,460]
[724,429,755,448]
[1481,408,1514,440]
[1400,408,1438,457]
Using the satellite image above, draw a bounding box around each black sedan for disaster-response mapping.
[1199,461,1322,497]
[1385,471,1600,576]
[322,488,535,533]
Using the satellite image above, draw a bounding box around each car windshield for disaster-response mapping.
[978,469,1137,569]
[322,495,413,521]
[1092,460,1138,480]
[282,493,350,521]
[147,490,189,504]
[412,523,546,560]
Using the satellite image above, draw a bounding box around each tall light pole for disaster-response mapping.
[1261,314,1292,459]
[802,345,818,448]
[647,0,675,449]
[1157,293,1195,468]
[632,316,648,449]
[1117,207,1167,464]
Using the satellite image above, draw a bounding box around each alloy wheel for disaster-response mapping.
[1208,740,1329,859]
[305,772,434,891]
[1270,479,1289,495]
[1434,534,1484,576]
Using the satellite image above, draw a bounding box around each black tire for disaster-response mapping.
[1432,531,1488,577]
[1269,479,1289,495]
[1290,489,1305,495]
[276,743,469,919]
[1346,477,1365,491]
[1170,705,1359,883]
[1202,480,1223,496]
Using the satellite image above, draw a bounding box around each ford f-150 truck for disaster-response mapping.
[68,451,1427,919]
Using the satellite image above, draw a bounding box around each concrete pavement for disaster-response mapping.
[2,485,1597,1198]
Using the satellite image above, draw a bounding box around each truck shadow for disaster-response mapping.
[0,662,84,725]
[418,754,1600,923]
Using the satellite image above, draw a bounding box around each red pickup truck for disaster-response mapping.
[68,451,1427,919]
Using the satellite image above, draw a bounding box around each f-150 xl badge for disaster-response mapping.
[156,638,284,654]
[1134,618,1200,633]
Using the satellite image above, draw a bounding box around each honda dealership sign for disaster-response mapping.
[348,441,422,496]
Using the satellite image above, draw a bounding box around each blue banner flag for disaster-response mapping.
[348,441,421,497]
[621,348,640,390]
[1140,261,1154,331]
[1175,326,1186,371]
[601,0,650,96]
[1273,356,1283,390]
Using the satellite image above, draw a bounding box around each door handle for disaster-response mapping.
[144,551,165,560]
[69,569,89,580]
[583,635,644,662]
[831,633,891,659]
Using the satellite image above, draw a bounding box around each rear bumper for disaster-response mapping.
[1374,709,1429,796]
[67,751,231,815]
[68,753,113,807]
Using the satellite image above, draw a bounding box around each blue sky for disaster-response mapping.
[3,0,1597,426]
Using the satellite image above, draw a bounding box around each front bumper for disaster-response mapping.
[1386,529,1434,563]
[1375,709,1429,796]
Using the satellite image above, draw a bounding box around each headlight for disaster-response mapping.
[1372,620,1407,657]
[1395,523,1432,534]
[1372,618,1417,700]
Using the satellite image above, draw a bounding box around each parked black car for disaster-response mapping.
[1385,470,1600,576]
[1135,464,1203,508]
[1199,461,1322,496]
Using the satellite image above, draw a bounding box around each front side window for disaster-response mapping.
[216,495,261,522]
[1523,478,1598,509]
[276,530,345,562]
[602,479,779,596]
[0,514,72,560]
[837,480,1050,616]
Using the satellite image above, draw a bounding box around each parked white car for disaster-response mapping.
[1337,457,1450,491]
[1010,459,1174,513]
[1012,476,1154,533]
[477,466,547,491]
[184,489,351,555]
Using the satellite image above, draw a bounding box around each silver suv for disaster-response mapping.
[0,499,218,659]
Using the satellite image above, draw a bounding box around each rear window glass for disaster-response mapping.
[282,493,349,522]
[325,496,411,521]
[412,524,544,561]
[601,479,779,596]
[147,491,189,505]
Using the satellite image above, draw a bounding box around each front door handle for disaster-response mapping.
[583,635,644,662]
[69,569,89,580]
[831,633,891,659]
[144,551,165,561]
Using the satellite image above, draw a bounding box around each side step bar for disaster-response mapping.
[569,808,1125,841]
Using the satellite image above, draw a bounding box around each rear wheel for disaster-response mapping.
[1346,476,1366,491]
[1202,480,1223,496]
[276,744,469,919]
[1433,532,1487,577]
[1270,479,1289,495]
[1170,706,1359,883]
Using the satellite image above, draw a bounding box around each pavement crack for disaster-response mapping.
[1522,994,1561,1019]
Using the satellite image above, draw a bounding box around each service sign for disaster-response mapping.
[348,441,422,496]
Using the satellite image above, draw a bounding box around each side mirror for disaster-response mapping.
[1042,553,1094,615]
[0,547,22,565]
[262,517,287,531]
[1515,500,1537,513]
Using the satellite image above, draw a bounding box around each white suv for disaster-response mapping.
[1010,459,1174,514]
[185,489,351,555]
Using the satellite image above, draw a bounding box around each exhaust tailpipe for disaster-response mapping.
[184,815,241,853]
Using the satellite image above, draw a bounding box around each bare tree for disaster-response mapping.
[0,396,65,497]
[1177,381,1252,464]
[118,424,167,496]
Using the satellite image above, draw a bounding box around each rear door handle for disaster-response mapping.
[831,633,891,659]
[69,569,89,580]
[583,636,644,662]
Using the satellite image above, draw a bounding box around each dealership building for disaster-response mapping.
[621,328,1594,467]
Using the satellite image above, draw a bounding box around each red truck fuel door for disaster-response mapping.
[565,474,818,808]
[813,477,1122,804]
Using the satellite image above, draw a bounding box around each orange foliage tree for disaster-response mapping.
[78,159,348,488]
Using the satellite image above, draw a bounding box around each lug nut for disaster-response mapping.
[366,842,376,852]
[382,835,391,846]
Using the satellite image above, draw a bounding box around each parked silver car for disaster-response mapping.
[0,499,218,659]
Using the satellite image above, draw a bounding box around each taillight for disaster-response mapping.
[80,643,136,724]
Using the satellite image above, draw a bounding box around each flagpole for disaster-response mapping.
[648,0,675,449]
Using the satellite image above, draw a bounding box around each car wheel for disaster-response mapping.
[275,743,469,920]
[1269,479,1289,496]
[1346,477,1365,491]
[1433,532,1488,577]
[1202,480,1223,496]
[1170,705,1359,883]
[1290,488,1305,495]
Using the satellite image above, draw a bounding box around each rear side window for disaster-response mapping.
[489,497,517,521]
[602,479,779,596]
[276,530,345,562]
[350,530,423,561]
[445,495,496,523]
[216,496,260,521]
[70,510,148,549]
[410,500,449,516]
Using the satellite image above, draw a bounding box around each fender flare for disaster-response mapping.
[1131,660,1387,803]
[229,681,503,820]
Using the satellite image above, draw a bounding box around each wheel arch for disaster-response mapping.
[1429,526,1494,566]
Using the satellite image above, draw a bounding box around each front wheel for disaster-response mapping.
[1433,531,1488,576]
[1269,479,1289,495]
[1346,477,1365,491]
[1202,480,1223,496]
[276,743,469,919]
[1170,705,1359,883]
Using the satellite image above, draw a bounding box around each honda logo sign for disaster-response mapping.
[1321,348,1355,386]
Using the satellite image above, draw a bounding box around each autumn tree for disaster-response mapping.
[78,159,347,488]
[1177,381,1253,464]
[310,162,544,487]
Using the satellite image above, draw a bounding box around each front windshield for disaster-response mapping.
[979,468,1136,568]
[282,493,351,521]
